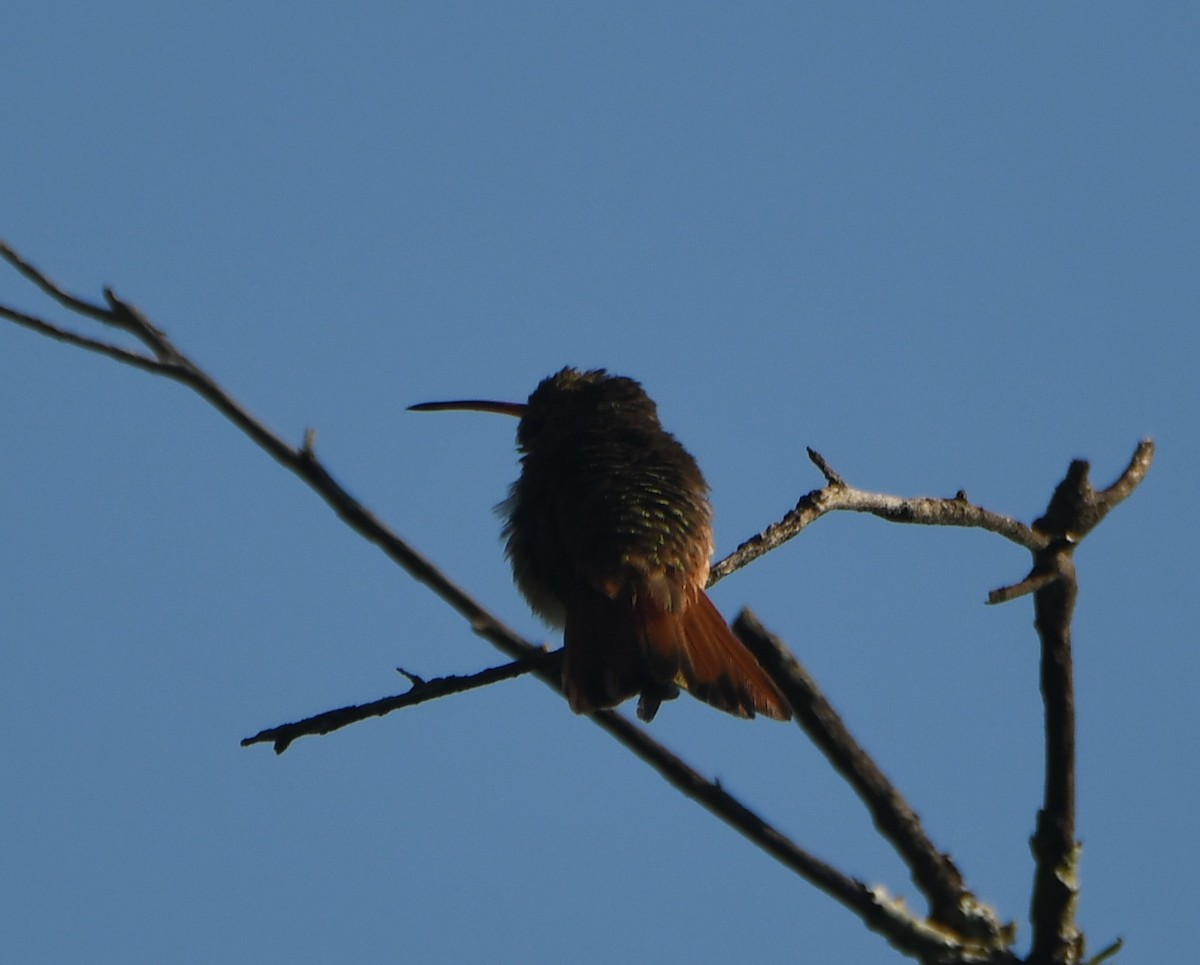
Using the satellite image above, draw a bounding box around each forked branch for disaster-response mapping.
[1,242,1152,965]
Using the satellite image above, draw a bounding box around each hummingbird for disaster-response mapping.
[410,367,790,723]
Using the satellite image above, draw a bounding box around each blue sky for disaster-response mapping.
[1,4,1195,962]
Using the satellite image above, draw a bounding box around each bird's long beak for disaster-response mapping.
[408,399,528,418]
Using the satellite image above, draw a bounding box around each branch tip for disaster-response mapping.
[806,447,845,486]
[987,568,1059,606]
[396,667,426,687]
[1084,937,1124,965]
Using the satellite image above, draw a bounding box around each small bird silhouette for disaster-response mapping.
[411,367,790,723]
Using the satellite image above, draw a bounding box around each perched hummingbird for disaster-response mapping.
[410,367,790,723]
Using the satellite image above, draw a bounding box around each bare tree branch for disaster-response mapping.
[735,610,1009,946]
[711,448,1044,585]
[1,241,1154,964]
[587,704,1020,965]
[0,240,538,665]
[987,568,1060,606]
[241,649,562,753]
[1027,542,1080,965]
[1013,443,1153,965]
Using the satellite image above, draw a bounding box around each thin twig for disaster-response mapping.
[987,567,1060,606]
[241,650,561,753]
[0,240,121,326]
[0,301,173,374]
[1095,442,1154,509]
[710,449,1043,586]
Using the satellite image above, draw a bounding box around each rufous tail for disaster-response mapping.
[562,586,791,722]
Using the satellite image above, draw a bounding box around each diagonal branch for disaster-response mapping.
[0,299,175,375]
[1,240,537,666]
[1,240,126,326]
[735,610,1008,946]
[590,706,1018,965]
[241,649,562,753]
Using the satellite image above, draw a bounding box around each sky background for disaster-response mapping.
[1,3,1196,963]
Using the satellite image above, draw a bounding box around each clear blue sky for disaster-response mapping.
[2,4,1195,963]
